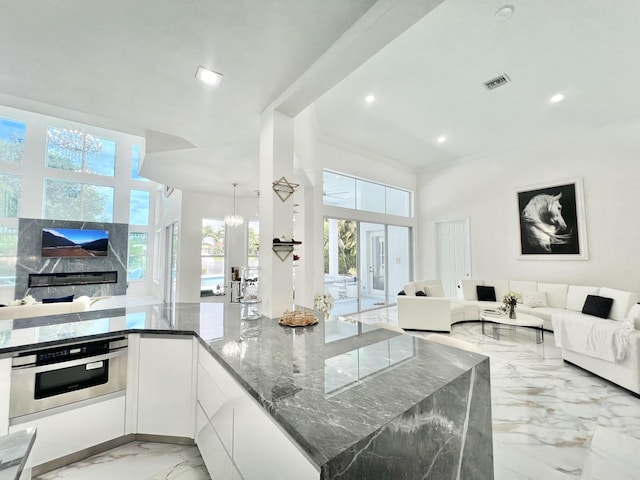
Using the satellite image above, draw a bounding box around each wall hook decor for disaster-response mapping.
[272,176,299,202]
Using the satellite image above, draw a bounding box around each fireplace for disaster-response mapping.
[28,271,118,288]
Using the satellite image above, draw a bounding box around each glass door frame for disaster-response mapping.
[324,217,411,315]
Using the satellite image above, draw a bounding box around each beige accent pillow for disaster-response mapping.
[523,291,547,308]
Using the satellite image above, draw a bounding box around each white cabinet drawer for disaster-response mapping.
[198,346,244,399]
[197,364,226,418]
[10,395,125,468]
[197,365,234,455]
[196,404,235,479]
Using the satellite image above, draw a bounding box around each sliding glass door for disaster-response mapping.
[324,218,410,315]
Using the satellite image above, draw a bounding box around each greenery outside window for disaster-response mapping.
[46,127,116,176]
[128,233,147,280]
[248,220,259,267]
[201,219,225,291]
[324,219,357,276]
[129,190,150,225]
[44,178,114,222]
[0,173,21,218]
[0,117,26,163]
[0,226,18,286]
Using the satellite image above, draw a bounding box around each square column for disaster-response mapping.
[259,110,295,318]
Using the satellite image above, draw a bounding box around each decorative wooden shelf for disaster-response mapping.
[272,176,299,202]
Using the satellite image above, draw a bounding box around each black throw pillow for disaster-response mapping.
[582,295,614,319]
[42,294,75,304]
[415,290,427,296]
[397,290,406,296]
[476,285,497,302]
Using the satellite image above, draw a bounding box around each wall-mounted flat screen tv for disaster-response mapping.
[42,228,109,258]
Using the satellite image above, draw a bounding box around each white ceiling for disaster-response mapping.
[314,0,640,170]
[1,0,638,195]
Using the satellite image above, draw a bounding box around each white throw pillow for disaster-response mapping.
[403,283,417,296]
[626,304,640,330]
[523,291,548,308]
[424,283,444,298]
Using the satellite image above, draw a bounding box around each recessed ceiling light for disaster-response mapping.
[494,5,514,22]
[364,94,375,103]
[550,93,565,103]
[437,136,447,143]
[195,66,223,86]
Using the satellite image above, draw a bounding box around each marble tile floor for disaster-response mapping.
[347,307,640,480]
[34,441,211,480]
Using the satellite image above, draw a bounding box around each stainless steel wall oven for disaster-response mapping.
[10,337,127,419]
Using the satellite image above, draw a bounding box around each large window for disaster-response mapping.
[0,226,18,286]
[44,178,114,222]
[131,144,148,180]
[248,220,259,267]
[323,170,411,217]
[0,173,21,218]
[0,117,25,163]
[129,190,150,225]
[201,219,225,291]
[128,233,148,280]
[46,127,116,176]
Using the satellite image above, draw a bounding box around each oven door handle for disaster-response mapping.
[11,349,127,375]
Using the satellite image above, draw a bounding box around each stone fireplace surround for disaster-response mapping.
[15,218,128,300]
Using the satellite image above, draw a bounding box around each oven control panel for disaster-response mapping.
[12,336,127,368]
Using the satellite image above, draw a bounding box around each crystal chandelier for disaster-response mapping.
[224,183,244,227]
[47,127,103,155]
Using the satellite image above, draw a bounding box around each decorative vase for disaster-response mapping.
[508,303,516,319]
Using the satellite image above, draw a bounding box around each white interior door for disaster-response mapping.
[436,219,471,297]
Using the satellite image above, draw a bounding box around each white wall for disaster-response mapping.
[417,122,640,294]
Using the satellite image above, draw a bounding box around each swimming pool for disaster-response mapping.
[201,275,225,288]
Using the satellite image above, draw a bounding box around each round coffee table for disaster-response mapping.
[481,311,544,344]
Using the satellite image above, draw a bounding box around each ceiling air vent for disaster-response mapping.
[484,74,510,90]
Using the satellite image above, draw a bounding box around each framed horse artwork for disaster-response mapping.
[516,177,588,260]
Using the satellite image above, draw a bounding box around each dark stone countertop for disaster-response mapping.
[0,427,36,480]
[0,302,489,474]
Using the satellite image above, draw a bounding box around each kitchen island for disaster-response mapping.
[0,303,493,479]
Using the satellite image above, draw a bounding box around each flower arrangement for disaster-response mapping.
[503,291,521,306]
[502,291,520,319]
[314,294,334,314]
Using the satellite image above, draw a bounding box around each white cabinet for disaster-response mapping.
[9,395,125,468]
[136,335,196,437]
[232,393,318,480]
[0,357,10,435]
[196,403,238,479]
[196,344,318,480]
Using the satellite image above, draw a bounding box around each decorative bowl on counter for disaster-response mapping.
[279,309,318,327]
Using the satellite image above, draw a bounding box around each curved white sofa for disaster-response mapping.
[398,279,640,395]
[0,296,91,320]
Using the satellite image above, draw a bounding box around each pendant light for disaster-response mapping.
[224,183,244,227]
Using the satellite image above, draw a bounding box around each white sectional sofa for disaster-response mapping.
[0,296,91,320]
[398,279,640,395]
